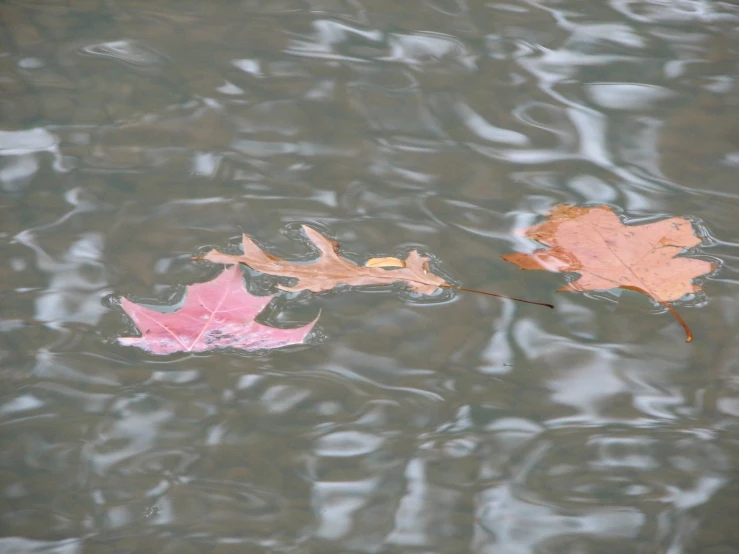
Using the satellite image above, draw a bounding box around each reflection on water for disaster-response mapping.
[2,0,739,552]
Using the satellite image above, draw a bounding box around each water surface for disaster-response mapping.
[2,0,739,552]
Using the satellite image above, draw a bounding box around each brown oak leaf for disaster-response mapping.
[199,225,447,294]
[501,204,715,341]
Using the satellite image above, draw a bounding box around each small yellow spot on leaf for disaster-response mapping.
[365,257,406,268]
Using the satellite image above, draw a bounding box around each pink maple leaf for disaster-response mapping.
[118,265,316,354]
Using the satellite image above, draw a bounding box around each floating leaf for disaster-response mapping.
[118,265,315,354]
[199,225,447,294]
[502,204,715,341]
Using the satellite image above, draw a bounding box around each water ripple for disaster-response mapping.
[1,0,738,552]
[80,40,170,73]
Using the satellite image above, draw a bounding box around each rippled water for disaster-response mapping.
[2,1,739,553]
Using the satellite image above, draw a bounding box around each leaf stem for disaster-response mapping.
[621,286,693,342]
[659,300,692,342]
[442,285,554,309]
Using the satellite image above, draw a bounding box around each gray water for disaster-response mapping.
[2,1,739,553]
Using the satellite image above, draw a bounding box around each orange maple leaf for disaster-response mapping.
[502,205,715,342]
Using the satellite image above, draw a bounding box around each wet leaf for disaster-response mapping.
[118,265,316,354]
[501,204,715,341]
[199,225,447,294]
